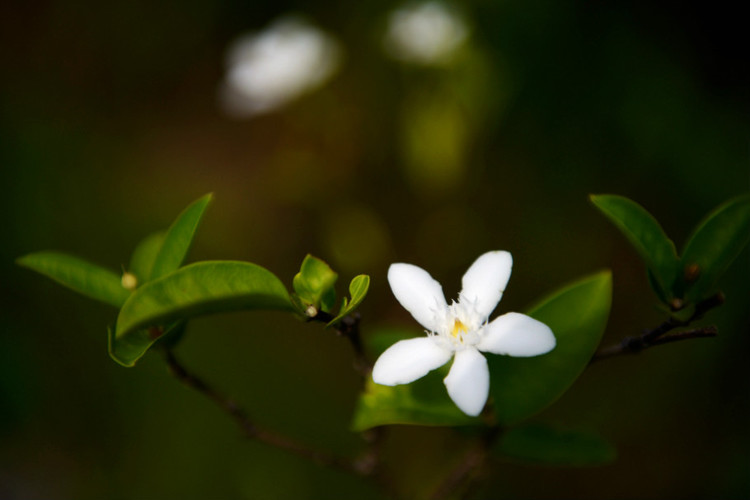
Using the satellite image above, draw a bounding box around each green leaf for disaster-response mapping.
[292,254,338,312]
[17,251,130,307]
[321,286,337,313]
[149,193,213,280]
[351,329,478,431]
[352,374,478,431]
[108,320,186,367]
[151,319,188,350]
[328,275,370,325]
[590,194,679,301]
[111,260,293,366]
[488,271,612,425]
[646,269,668,304]
[128,231,165,285]
[678,194,750,303]
[496,423,616,466]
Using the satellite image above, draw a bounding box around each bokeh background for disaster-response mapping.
[2,0,748,498]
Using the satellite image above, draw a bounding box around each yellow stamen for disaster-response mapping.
[451,319,469,338]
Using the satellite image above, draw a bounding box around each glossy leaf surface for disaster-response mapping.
[590,194,678,301]
[488,271,612,424]
[497,423,616,465]
[17,251,129,307]
[679,194,750,303]
[111,260,292,366]
[149,193,213,280]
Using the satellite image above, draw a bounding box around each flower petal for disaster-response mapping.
[460,251,512,320]
[443,348,489,416]
[477,312,556,357]
[388,263,447,332]
[372,337,452,386]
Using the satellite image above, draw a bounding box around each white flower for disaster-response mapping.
[372,251,555,416]
[383,2,468,66]
[220,17,341,117]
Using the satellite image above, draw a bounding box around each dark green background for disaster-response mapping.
[2,1,748,498]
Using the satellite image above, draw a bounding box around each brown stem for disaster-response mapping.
[590,293,724,363]
[649,326,719,345]
[164,350,358,474]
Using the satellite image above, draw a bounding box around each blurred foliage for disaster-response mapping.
[2,0,748,499]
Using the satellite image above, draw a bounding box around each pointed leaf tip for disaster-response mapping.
[327,274,370,326]
[149,193,214,281]
[17,251,130,308]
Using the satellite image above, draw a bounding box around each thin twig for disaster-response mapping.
[590,293,724,363]
[164,350,358,474]
[649,326,719,345]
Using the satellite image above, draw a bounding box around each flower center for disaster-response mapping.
[428,300,484,351]
[451,319,469,338]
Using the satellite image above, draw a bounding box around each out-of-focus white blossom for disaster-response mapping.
[384,2,468,66]
[220,17,341,117]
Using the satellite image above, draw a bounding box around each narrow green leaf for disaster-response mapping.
[328,275,370,325]
[111,260,293,366]
[489,271,612,425]
[128,231,165,285]
[150,193,213,280]
[590,194,679,301]
[679,194,750,303]
[17,251,130,307]
[497,423,616,466]
[292,254,338,312]
[345,275,370,311]
[351,328,477,431]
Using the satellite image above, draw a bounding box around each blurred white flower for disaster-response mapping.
[372,251,556,416]
[220,17,341,117]
[384,2,468,66]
